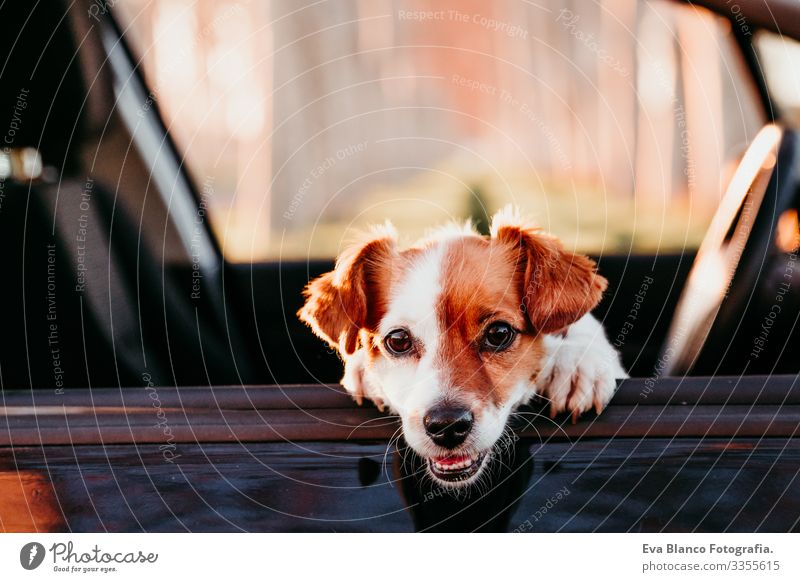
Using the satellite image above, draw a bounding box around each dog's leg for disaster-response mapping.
[535,313,627,422]
[341,349,387,411]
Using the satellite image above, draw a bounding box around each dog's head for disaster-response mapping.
[299,207,606,488]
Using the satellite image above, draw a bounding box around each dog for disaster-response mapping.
[299,206,626,488]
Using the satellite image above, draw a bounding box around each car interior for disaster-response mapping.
[0,0,798,533]
[1,0,797,394]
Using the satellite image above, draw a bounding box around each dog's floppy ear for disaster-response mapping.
[490,206,607,334]
[298,224,397,356]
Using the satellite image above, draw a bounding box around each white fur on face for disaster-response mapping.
[364,244,447,455]
[470,379,531,455]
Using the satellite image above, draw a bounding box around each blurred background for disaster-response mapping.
[114,0,783,261]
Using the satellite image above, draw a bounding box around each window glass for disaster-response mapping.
[114,0,764,261]
[756,31,800,126]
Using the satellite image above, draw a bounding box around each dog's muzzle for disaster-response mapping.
[422,405,486,482]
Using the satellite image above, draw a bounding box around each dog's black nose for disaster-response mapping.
[423,406,473,448]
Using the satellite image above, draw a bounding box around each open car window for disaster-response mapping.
[114,0,764,262]
[756,30,800,126]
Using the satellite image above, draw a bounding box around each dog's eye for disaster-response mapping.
[384,329,413,355]
[482,322,516,351]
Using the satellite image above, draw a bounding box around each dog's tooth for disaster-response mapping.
[464,459,472,467]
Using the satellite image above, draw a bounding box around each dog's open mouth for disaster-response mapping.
[427,452,487,482]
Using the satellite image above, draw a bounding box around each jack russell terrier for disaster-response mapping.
[299,206,626,488]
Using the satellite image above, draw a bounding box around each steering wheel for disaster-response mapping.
[660,124,799,376]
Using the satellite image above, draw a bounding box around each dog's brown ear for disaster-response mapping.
[491,207,607,334]
[298,225,396,356]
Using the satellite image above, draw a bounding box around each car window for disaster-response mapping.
[755,31,800,127]
[114,0,764,261]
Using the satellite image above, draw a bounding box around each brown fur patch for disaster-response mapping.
[298,235,431,357]
[493,224,607,334]
[298,234,396,355]
[436,237,546,407]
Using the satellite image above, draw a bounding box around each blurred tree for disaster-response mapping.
[467,184,491,236]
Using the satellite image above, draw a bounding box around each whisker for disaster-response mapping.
[510,413,544,443]
[382,426,404,483]
[531,393,554,405]
[347,415,400,440]
[511,410,571,441]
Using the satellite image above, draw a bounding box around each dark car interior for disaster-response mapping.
[0,1,260,390]
[3,0,797,393]
[0,0,798,533]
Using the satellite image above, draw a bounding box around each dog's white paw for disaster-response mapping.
[535,315,626,422]
[341,349,387,411]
